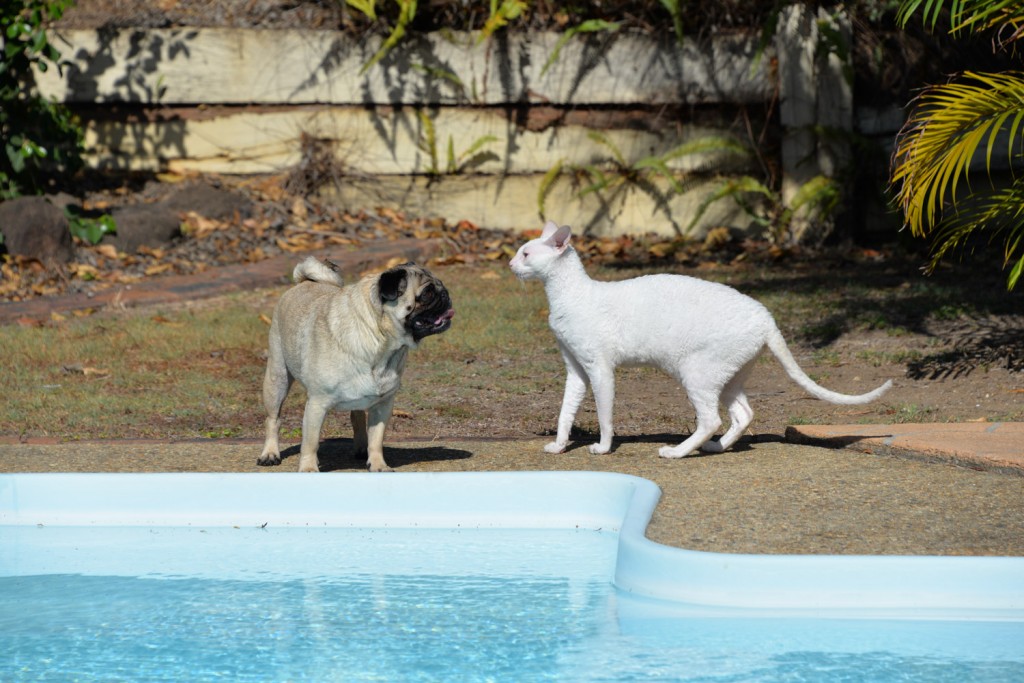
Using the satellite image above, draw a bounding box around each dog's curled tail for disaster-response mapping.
[293,257,344,287]
[766,327,892,405]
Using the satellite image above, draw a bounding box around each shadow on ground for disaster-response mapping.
[277,438,473,471]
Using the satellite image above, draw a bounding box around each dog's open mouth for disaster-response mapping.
[412,307,455,338]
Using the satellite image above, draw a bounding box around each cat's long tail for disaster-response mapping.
[766,328,893,404]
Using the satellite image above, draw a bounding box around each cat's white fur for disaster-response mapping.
[509,220,893,458]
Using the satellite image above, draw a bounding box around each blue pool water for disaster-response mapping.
[2,472,1023,682]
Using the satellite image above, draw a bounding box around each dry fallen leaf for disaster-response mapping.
[258,313,272,325]
[151,315,185,327]
[71,264,100,280]
[144,263,174,276]
[93,244,119,259]
[62,364,110,378]
[291,197,308,222]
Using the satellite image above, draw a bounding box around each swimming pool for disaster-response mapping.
[2,472,1023,681]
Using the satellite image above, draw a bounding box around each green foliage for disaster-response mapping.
[658,0,684,43]
[345,0,378,21]
[356,0,418,75]
[538,129,841,242]
[891,0,1024,289]
[417,109,498,176]
[66,207,116,245]
[540,19,621,76]
[687,174,840,243]
[477,0,528,44]
[537,133,764,229]
[1,0,83,199]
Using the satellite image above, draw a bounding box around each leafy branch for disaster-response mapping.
[1,0,83,199]
[891,0,1024,289]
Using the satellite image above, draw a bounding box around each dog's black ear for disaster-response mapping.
[378,268,408,302]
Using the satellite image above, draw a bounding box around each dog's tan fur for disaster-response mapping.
[258,257,453,472]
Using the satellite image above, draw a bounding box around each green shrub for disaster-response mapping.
[1,0,84,199]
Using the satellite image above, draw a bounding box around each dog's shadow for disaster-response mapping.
[278,439,472,472]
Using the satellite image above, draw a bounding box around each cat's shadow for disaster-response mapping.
[560,432,783,456]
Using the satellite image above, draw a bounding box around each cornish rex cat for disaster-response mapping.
[509,221,892,457]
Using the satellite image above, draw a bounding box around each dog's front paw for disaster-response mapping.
[257,450,281,466]
[297,455,320,472]
[544,441,566,454]
[587,443,611,455]
[367,461,394,473]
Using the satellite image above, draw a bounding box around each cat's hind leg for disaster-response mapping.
[702,392,752,453]
[702,366,754,453]
[659,386,722,458]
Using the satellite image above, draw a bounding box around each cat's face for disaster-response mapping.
[510,221,572,280]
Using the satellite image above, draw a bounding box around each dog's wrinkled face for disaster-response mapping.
[379,263,454,341]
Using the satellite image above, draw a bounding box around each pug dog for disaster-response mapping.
[257,256,454,472]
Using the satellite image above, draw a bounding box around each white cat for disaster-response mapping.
[509,220,892,458]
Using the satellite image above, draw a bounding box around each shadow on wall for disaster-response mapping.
[63,27,198,170]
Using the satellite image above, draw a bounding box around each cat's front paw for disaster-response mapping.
[588,443,611,455]
[544,441,566,454]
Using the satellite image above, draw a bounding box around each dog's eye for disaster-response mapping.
[417,284,435,303]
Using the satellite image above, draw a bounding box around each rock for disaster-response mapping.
[164,183,253,221]
[0,196,74,264]
[106,183,253,254]
[109,203,182,254]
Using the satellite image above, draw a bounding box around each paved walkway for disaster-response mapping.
[786,421,1024,474]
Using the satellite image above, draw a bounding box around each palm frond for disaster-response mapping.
[891,70,1024,239]
[897,0,1024,39]
[926,177,1024,289]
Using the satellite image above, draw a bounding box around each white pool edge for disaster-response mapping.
[2,471,1022,617]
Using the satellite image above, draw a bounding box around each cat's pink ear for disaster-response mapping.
[550,224,572,252]
[540,220,559,238]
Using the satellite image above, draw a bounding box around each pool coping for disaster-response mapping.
[2,471,1023,619]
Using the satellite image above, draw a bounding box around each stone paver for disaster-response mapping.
[786,422,1024,474]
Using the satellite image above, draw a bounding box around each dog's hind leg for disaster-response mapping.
[258,341,293,466]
